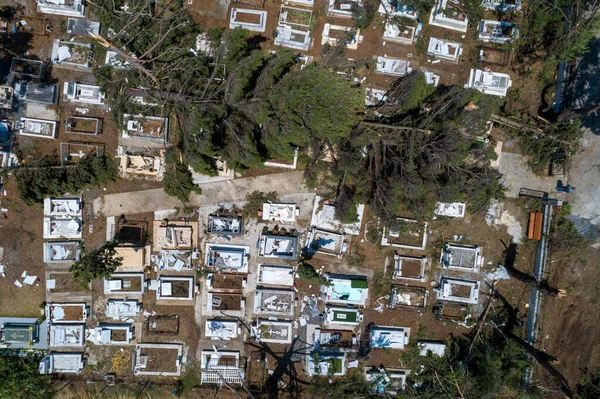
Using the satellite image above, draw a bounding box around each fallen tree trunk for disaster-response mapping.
[88,32,159,85]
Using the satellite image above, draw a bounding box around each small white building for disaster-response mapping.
[63,82,106,105]
[274,26,311,51]
[425,71,441,87]
[106,299,141,320]
[253,288,295,316]
[376,56,412,76]
[156,276,195,301]
[418,340,446,356]
[286,0,314,6]
[229,8,267,32]
[133,343,184,377]
[39,353,84,374]
[205,244,250,273]
[427,38,462,62]
[324,274,369,306]
[43,217,83,239]
[66,17,100,36]
[44,198,82,217]
[383,23,416,45]
[200,350,245,385]
[325,306,362,326]
[252,319,293,344]
[105,50,130,69]
[365,367,408,394]
[43,242,81,263]
[481,0,521,12]
[122,114,169,144]
[104,273,146,295]
[52,40,93,70]
[18,118,57,139]
[307,352,346,376]
[49,324,85,347]
[369,325,410,349]
[205,320,240,340]
[381,219,428,250]
[153,250,194,272]
[327,0,360,18]
[259,233,298,260]
[478,20,518,44]
[392,254,426,282]
[37,0,85,18]
[258,264,294,286]
[89,324,134,345]
[310,195,365,236]
[440,243,483,271]
[437,277,480,304]
[434,202,466,217]
[262,203,297,223]
[365,87,387,106]
[467,69,512,97]
[322,24,360,50]
[306,227,347,258]
[45,303,88,324]
[429,0,468,32]
[378,0,417,19]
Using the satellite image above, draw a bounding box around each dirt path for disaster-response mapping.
[91,171,311,216]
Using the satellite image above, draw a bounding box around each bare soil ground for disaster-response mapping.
[139,347,180,373]
[48,273,88,293]
[537,244,600,396]
[140,295,201,357]
[234,11,263,24]
[399,259,423,279]
[0,177,46,317]
[212,292,243,311]
[147,315,180,335]
[213,273,244,289]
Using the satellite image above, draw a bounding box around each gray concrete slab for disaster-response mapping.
[93,171,311,216]
[498,152,562,198]
[564,129,600,224]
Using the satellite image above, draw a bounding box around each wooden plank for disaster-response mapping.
[527,212,535,240]
[533,212,543,240]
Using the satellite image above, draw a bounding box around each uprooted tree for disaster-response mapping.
[91,1,507,224]
[15,155,118,205]
[69,241,123,287]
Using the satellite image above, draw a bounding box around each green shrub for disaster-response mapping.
[164,162,201,203]
[297,263,328,285]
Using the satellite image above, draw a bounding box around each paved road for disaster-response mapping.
[498,152,561,198]
[566,129,600,223]
[92,171,312,216]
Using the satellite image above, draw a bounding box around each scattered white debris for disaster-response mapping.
[149,280,159,290]
[486,200,523,243]
[23,275,37,285]
[0,265,5,277]
[487,265,510,281]
[14,280,22,287]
